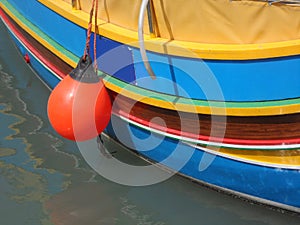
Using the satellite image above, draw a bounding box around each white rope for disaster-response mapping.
[138,0,156,79]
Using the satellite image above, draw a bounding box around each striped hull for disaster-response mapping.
[1,0,300,212]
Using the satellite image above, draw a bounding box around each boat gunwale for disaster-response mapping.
[38,0,300,60]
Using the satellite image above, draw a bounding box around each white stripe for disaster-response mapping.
[186,142,300,170]
[117,114,300,169]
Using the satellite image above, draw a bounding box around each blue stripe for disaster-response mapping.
[132,48,300,102]
[107,115,300,209]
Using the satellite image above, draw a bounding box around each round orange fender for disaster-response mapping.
[47,56,111,141]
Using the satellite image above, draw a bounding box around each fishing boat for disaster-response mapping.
[1,0,300,212]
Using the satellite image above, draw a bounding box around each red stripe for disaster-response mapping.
[0,8,66,79]
[116,110,300,146]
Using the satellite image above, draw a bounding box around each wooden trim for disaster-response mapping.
[111,92,300,145]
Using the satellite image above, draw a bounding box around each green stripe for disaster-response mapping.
[103,75,300,109]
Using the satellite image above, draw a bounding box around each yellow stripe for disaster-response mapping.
[0,1,77,67]
[176,103,300,116]
[105,81,300,116]
[104,81,176,110]
[38,0,300,60]
[218,148,300,168]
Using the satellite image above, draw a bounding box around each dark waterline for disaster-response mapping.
[0,20,299,225]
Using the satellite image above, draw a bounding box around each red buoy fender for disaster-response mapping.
[47,56,112,141]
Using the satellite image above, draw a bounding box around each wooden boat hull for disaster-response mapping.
[1,0,300,212]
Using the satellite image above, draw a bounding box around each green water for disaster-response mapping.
[0,20,300,225]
